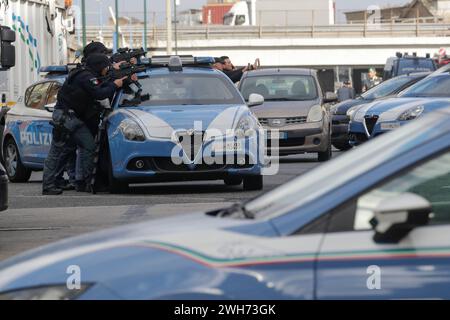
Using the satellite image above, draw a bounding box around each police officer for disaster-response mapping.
[42,54,125,195]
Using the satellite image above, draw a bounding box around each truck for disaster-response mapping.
[223,0,336,26]
[383,52,437,80]
[0,0,74,105]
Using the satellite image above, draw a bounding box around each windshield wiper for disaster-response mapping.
[206,202,254,219]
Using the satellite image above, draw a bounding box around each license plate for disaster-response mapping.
[380,122,401,130]
[266,131,287,139]
[213,141,243,153]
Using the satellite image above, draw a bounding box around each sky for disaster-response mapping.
[75,0,411,24]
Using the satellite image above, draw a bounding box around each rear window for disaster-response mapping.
[119,73,244,106]
[397,59,435,75]
[240,75,318,101]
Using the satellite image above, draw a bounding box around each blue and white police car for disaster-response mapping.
[0,108,449,300]
[348,69,450,145]
[1,57,266,191]
[1,67,65,182]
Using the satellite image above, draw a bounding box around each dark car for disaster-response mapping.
[0,162,7,212]
[330,72,429,151]
[383,52,436,80]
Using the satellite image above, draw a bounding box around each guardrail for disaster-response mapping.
[84,23,450,45]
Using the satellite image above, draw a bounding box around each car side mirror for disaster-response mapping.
[324,92,338,103]
[247,93,264,107]
[44,103,56,113]
[370,193,431,244]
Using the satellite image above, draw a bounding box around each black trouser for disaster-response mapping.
[42,109,96,191]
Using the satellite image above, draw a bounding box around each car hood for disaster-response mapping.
[332,98,370,114]
[353,97,450,121]
[0,212,280,292]
[250,100,319,118]
[118,104,249,138]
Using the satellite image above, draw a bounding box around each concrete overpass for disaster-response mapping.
[80,23,450,67]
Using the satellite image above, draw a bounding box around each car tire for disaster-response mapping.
[224,177,243,186]
[107,150,129,194]
[243,175,263,191]
[318,135,333,162]
[332,141,352,151]
[3,138,32,182]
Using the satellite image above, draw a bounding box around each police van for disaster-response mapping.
[383,52,437,80]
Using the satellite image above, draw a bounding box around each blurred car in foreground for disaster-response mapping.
[349,70,450,145]
[330,72,429,151]
[239,68,337,161]
[0,108,449,300]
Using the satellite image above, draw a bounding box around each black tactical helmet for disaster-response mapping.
[83,41,111,59]
[86,53,112,75]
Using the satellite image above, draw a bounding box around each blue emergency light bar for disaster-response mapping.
[143,55,215,69]
[39,65,68,74]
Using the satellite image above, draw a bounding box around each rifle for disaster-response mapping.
[111,47,146,64]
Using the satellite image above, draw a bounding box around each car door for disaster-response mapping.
[316,150,450,299]
[19,82,54,164]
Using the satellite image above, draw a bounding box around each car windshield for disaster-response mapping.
[245,111,449,219]
[119,73,244,106]
[240,75,318,101]
[400,75,450,98]
[361,76,416,100]
[397,59,435,75]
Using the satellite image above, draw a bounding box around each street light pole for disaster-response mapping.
[166,0,172,55]
[143,0,148,50]
[115,0,119,51]
[81,0,87,47]
[174,0,178,55]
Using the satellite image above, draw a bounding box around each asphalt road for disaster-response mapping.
[0,151,340,261]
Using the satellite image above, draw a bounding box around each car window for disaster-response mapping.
[397,59,435,75]
[354,151,450,230]
[46,82,61,105]
[26,82,52,110]
[361,76,415,100]
[400,75,450,98]
[120,73,244,106]
[240,75,318,101]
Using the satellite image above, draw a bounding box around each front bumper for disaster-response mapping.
[264,120,329,155]
[109,134,263,183]
[0,174,8,212]
[331,114,350,143]
[349,118,405,146]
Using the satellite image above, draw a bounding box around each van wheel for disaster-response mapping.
[3,138,32,182]
[243,175,263,191]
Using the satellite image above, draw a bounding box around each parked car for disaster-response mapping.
[330,72,429,151]
[239,68,337,161]
[0,162,7,212]
[1,108,449,300]
[383,52,436,80]
[348,70,450,145]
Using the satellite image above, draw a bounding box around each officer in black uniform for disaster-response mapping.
[42,54,125,195]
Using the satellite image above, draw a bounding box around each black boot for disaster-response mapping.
[75,181,92,193]
[42,187,63,195]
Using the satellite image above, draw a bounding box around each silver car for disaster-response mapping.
[239,68,336,161]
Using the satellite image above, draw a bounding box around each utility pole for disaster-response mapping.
[143,0,148,50]
[166,0,172,55]
[174,0,178,54]
[81,0,87,47]
[115,0,119,51]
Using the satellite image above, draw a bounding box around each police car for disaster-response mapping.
[0,108,449,299]
[348,70,450,145]
[1,66,66,182]
[1,57,266,191]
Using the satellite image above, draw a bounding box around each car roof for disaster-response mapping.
[243,68,314,77]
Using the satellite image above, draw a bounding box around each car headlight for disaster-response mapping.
[398,105,424,121]
[307,105,323,122]
[119,119,146,141]
[0,284,91,300]
[236,114,258,137]
[346,106,359,120]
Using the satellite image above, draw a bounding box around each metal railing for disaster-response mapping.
[83,22,450,47]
